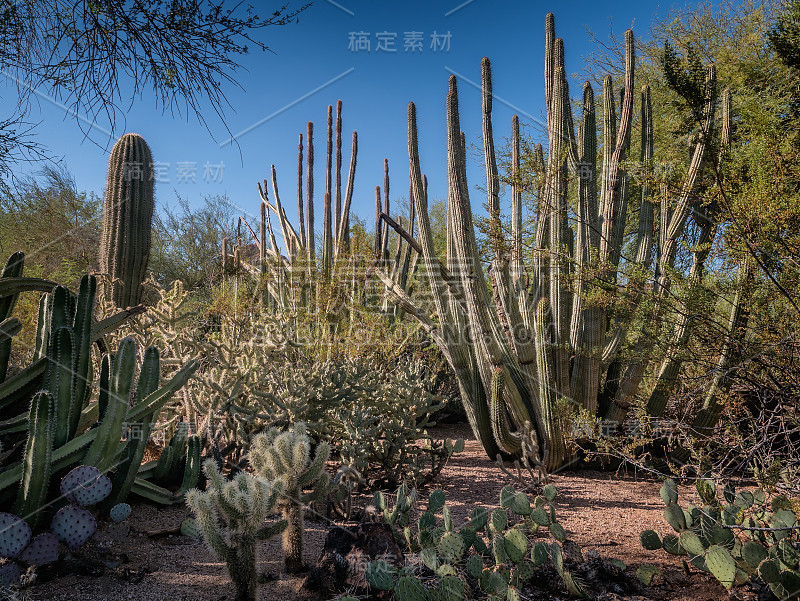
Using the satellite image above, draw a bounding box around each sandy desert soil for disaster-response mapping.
[17,423,742,601]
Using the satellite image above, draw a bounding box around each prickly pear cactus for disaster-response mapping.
[0,513,31,559]
[51,505,97,551]
[0,562,20,589]
[61,465,113,507]
[19,533,59,565]
[365,484,589,599]
[109,503,132,523]
[180,517,202,539]
[641,478,800,598]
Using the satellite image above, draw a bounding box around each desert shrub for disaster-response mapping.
[111,280,462,487]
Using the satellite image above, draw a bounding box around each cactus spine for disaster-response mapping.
[249,422,330,574]
[187,460,286,601]
[100,133,155,308]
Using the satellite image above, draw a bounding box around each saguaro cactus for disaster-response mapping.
[100,133,155,308]
[249,422,330,574]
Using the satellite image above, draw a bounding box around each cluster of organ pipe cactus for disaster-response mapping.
[641,479,800,599]
[227,100,418,332]
[375,13,750,471]
[186,460,287,601]
[99,133,155,309]
[249,422,330,574]
[223,101,360,317]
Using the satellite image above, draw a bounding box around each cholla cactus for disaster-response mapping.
[249,422,330,574]
[186,460,287,601]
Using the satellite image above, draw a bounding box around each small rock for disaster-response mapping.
[306,522,403,599]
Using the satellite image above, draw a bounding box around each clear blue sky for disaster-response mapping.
[12,0,676,233]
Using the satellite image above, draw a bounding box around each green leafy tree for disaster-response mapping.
[0,165,100,282]
[149,193,237,290]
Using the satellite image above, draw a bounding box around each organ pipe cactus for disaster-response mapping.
[99,132,155,308]
[377,13,738,471]
[241,102,360,317]
[249,422,330,574]
[187,460,287,601]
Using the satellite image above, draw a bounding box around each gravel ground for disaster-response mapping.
[18,423,736,601]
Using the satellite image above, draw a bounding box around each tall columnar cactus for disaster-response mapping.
[249,422,330,574]
[187,460,287,601]
[377,13,734,471]
[235,102,358,318]
[15,391,54,529]
[100,132,155,308]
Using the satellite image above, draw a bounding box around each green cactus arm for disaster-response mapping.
[131,477,180,504]
[91,305,146,341]
[334,130,358,259]
[176,435,202,496]
[0,410,28,434]
[634,85,655,266]
[125,359,199,424]
[654,64,718,292]
[0,359,46,410]
[569,81,603,413]
[490,367,522,455]
[598,30,635,266]
[0,277,59,297]
[83,338,137,472]
[0,252,25,321]
[297,441,330,488]
[48,326,77,448]
[533,299,568,471]
[0,317,21,382]
[0,425,99,495]
[97,353,110,421]
[188,490,231,559]
[71,275,96,426]
[481,57,502,255]
[15,391,54,529]
[255,519,288,540]
[153,446,175,482]
[546,61,575,398]
[646,221,715,417]
[305,120,315,263]
[692,261,754,433]
[300,472,330,504]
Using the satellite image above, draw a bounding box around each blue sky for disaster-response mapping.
[11,0,675,233]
